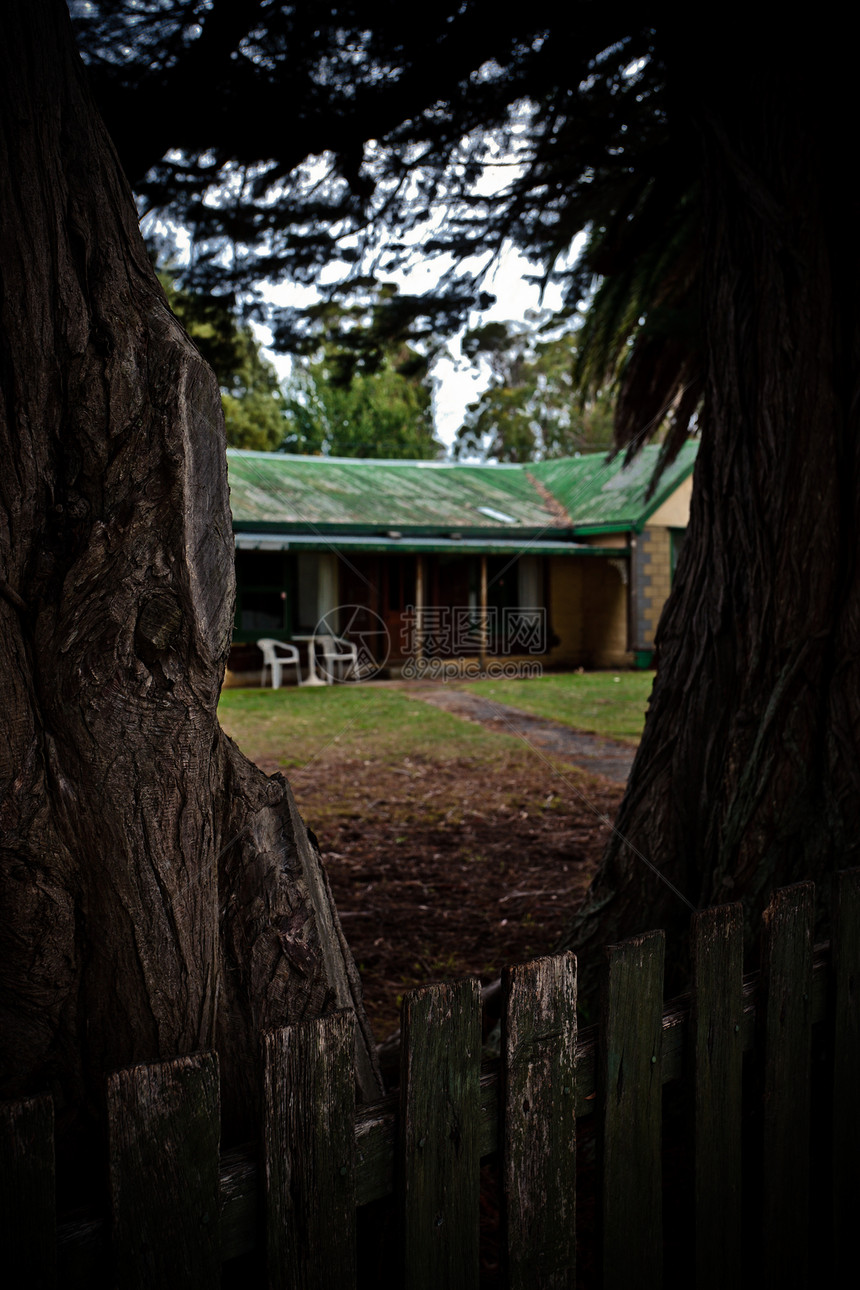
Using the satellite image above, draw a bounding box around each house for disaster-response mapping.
[225,441,698,684]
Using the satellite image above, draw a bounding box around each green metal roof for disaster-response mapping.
[529,440,699,531]
[227,452,563,532]
[227,442,698,539]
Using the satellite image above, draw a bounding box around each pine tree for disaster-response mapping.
[454,318,615,461]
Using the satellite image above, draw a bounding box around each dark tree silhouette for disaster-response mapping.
[562,23,860,976]
[0,0,381,1154]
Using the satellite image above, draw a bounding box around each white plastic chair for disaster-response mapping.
[314,633,359,683]
[257,638,302,689]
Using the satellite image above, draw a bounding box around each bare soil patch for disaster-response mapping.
[256,745,624,1041]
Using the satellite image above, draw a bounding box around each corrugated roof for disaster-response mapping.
[530,441,699,530]
[227,442,698,536]
[227,452,561,531]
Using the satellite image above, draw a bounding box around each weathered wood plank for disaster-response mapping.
[399,978,482,1290]
[831,868,860,1281]
[48,944,836,1283]
[600,930,664,1290]
[0,1094,56,1288]
[501,953,577,1290]
[262,1010,356,1290]
[107,1051,220,1290]
[691,903,744,1290]
[220,1144,258,1262]
[759,882,813,1290]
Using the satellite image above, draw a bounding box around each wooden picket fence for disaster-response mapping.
[2,873,859,1289]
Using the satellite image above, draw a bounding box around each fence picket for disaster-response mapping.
[14,883,860,1288]
[0,1094,56,1289]
[691,903,744,1290]
[262,1010,356,1290]
[399,978,482,1290]
[106,1052,220,1289]
[760,882,813,1290]
[831,868,860,1280]
[600,929,664,1290]
[501,953,577,1290]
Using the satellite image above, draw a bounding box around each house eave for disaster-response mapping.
[233,530,624,558]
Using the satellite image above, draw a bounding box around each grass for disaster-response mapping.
[218,683,517,771]
[461,669,654,744]
[219,670,653,771]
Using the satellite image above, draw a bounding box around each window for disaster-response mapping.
[295,552,339,632]
[234,549,291,641]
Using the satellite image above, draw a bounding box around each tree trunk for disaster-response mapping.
[561,29,860,986]
[0,0,381,1169]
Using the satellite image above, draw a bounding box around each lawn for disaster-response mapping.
[461,669,654,744]
[218,670,653,766]
[218,683,514,775]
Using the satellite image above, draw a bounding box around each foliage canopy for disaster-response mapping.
[282,353,440,459]
[70,2,699,458]
[454,318,614,461]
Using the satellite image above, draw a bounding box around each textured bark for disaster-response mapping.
[0,0,380,1154]
[561,29,860,983]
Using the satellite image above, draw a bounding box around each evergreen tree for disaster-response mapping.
[454,318,615,461]
[279,278,442,457]
[282,352,441,458]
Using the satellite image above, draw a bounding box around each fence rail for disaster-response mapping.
[3,872,859,1288]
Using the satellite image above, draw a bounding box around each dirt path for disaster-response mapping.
[403,685,637,785]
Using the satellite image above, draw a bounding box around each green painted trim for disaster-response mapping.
[568,523,634,537]
[232,521,572,540]
[234,534,626,557]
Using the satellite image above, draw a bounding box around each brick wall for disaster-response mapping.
[633,526,672,651]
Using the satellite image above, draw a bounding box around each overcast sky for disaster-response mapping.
[147,133,584,454]
[257,242,571,450]
[149,154,580,454]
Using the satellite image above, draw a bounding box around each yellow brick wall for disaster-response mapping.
[645,474,693,527]
[637,526,672,647]
[582,532,629,549]
[546,556,631,668]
